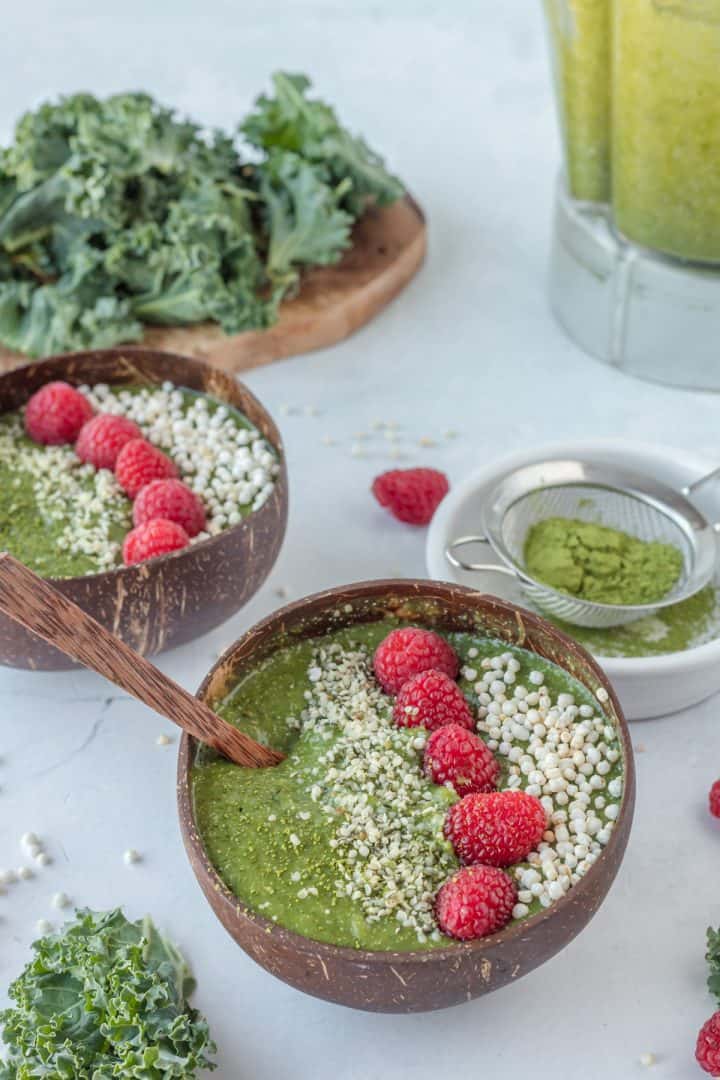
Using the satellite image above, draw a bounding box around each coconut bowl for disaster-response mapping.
[177,579,635,1013]
[0,347,287,670]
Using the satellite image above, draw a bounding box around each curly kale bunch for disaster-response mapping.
[0,73,403,356]
[0,908,216,1078]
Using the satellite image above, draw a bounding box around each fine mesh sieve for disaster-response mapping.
[446,459,720,629]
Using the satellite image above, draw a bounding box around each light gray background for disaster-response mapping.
[1,3,718,1077]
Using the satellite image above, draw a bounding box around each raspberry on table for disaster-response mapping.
[122,518,190,565]
[710,780,720,819]
[435,865,516,941]
[424,723,499,795]
[371,467,449,526]
[115,438,178,499]
[394,669,474,731]
[696,1012,720,1076]
[445,790,547,867]
[133,479,207,538]
[75,413,142,470]
[24,381,93,446]
[373,627,459,694]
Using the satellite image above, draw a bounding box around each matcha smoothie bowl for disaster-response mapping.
[178,580,634,1012]
[0,348,287,669]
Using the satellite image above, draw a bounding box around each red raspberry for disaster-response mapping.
[373,627,459,694]
[75,413,142,470]
[372,468,449,526]
[394,670,474,731]
[696,1012,720,1076]
[24,381,93,445]
[122,518,190,565]
[445,791,547,867]
[424,724,499,795]
[435,865,516,941]
[710,780,720,819]
[115,438,178,499]
[133,478,206,538]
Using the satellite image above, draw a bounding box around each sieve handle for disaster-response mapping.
[681,467,720,530]
[683,466,720,499]
[445,535,518,576]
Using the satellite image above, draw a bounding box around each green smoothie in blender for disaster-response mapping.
[543,0,610,203]
[612,0,720,263]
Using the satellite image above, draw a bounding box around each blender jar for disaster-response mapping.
[544,0,720,389]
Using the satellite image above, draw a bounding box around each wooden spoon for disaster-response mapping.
[0,553,283,768]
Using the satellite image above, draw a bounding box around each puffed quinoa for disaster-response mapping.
[472,650,623,914]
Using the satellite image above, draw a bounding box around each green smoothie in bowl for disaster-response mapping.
[191,618,625,951]
[0,378,279,577]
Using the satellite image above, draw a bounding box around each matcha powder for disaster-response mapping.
[523,516,683,606]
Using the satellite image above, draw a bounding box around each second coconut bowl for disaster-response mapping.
[0,348,288,670]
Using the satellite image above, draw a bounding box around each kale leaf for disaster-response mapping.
[0,75,404,357]
[0,908,216,1078]
[244,72,404,216]
[259,150,354,300]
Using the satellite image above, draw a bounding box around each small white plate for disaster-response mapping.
[426,439,720,720]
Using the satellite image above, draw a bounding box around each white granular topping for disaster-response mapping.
[298,643,456,943]
[84,382,279,532]
[474,652,623,911]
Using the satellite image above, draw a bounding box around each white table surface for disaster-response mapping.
[2,3,719,1077]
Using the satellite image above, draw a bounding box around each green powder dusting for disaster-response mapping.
[524,516,683,605]
[549,584,718,658]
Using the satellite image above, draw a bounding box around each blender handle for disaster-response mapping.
[445,535,518,576]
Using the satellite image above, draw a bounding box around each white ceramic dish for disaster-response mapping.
[426,440,720,720]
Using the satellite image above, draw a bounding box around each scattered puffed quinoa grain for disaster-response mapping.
[639,1052,656,1067]
[34,852,51,867]
[596,687,609,703]
[16,866,33,881]
[21,833,39,850]
[156,734,172,746]
[123,849,141,865]
[36,919,53,935]
[52,892,70,909]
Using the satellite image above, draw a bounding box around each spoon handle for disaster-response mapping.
[0,553,282,768]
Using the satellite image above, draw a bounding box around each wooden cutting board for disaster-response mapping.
[0,196,426,375]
